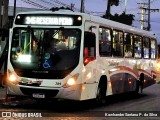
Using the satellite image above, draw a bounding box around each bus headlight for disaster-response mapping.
[8,73,19,84]
[9,74,16,82]
[63,73,79,88]
[67,78,76,86]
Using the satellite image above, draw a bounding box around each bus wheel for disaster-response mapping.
[96,77,107,104]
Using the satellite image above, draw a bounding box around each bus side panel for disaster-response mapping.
[110,72,137,94]
[80,60,98,100]
[143,74,156,87]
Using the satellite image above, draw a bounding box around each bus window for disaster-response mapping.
[143,37,150,59]
[151,39,156,59]
[99,27,111,56]
[124,33,133,57]
[84,32,96,65]
[134,35,142,58]
[112,30,123,57]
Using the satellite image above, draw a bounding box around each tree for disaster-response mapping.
[103,0,134,26]
[109,12,135,25]
[105,0,119,19]
[50,6,73,12]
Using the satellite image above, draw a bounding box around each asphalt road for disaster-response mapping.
[0,83,160,120]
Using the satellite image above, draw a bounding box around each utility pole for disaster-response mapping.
[124,0,128,13]
[0,0,2,52]
[138,3,148,30]
[106,0,119,19]
[0,0,2,27]
[138,0,159,31]
[140,3,145,30]
[2,0,9,29]
[80,0,85,13]
[106,0,111,19]
[13,0,17,18]
[70,3,75,11]
[0,0,9,86]
[147,0,150,31]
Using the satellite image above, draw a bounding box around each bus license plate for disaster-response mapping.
[32,93,45,98]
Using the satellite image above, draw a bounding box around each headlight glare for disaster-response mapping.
[9,74,17,82]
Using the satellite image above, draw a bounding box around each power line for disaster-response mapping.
[39,0,56,8]
[21,0,49,9]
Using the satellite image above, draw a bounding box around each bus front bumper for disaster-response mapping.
[7,83,82,100]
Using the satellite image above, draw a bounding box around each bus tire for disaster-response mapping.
[96,76,107,104]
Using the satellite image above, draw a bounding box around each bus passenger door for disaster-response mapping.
[81,31,97,100]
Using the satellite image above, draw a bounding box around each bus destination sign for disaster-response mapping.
[25,16,73,25]
[15,14,82,26]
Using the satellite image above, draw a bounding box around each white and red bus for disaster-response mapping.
[6,9,158,102]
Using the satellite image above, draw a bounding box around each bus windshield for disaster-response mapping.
[10,28,81,79]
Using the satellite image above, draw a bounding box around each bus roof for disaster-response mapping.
[15,9,156,39]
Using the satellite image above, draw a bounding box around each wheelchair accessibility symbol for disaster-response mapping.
[43,60,51,68]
